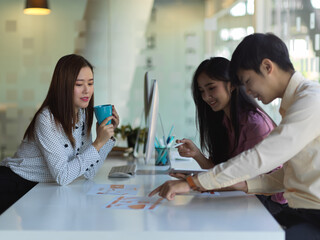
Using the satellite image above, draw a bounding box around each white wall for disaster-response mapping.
[0,0,87,155]
[80,0,205,143]
[0,0,206,156]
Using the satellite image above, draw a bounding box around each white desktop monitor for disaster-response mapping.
[144,78,159,163]
[134,72,159,164]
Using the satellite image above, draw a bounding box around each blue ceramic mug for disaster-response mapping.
[94,104,112,125]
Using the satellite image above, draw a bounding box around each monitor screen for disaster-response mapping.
[133,72,159,164]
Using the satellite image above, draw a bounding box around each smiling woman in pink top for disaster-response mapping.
[177,57,274,168]
[175,57,286,210]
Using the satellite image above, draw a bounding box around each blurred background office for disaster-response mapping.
[0,0,319,158]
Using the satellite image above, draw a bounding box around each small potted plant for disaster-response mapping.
[115,124,147,148]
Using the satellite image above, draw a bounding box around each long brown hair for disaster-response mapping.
[24,54,94,147]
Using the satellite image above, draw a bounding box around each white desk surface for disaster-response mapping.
[0,154,284,240]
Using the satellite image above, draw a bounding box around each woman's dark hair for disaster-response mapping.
[192,57,272,164]
[24,54,94,147]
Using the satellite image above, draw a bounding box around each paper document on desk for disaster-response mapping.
[105,196,163,210]
[87,184,139,195]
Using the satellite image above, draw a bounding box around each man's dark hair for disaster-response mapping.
[230,33,295,85]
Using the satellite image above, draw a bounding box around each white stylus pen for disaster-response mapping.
[171,142,184,148]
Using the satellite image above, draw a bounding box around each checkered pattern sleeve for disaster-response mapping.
[81,126,115,180]
[34,109,114,185]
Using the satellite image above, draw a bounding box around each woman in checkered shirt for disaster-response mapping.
[0,54,119,214]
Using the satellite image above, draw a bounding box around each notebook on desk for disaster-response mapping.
[107,157,205,177]
[168,168,206,175]
[135,152,205,175]
[135,162,171,175]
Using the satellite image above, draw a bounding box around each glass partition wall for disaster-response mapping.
[1,0,319,158]
[204,0,320,124]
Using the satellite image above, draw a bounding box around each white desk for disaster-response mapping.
[0,155,284,240]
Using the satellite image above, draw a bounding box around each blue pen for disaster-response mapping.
[160,148,168,165]
[161,151,168,165]
[156,148,165,165]
[166,125,174,144]
[155,136,161,147]
[167,136,174,146]
[159,114,166,147]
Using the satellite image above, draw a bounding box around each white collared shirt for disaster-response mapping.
[1,107,115,185]
[197,72,320,209]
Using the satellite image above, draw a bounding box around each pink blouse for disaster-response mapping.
[222,109,287,204]
[223,109,274,158]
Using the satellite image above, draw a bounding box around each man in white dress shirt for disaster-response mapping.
[149,33,320,239]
